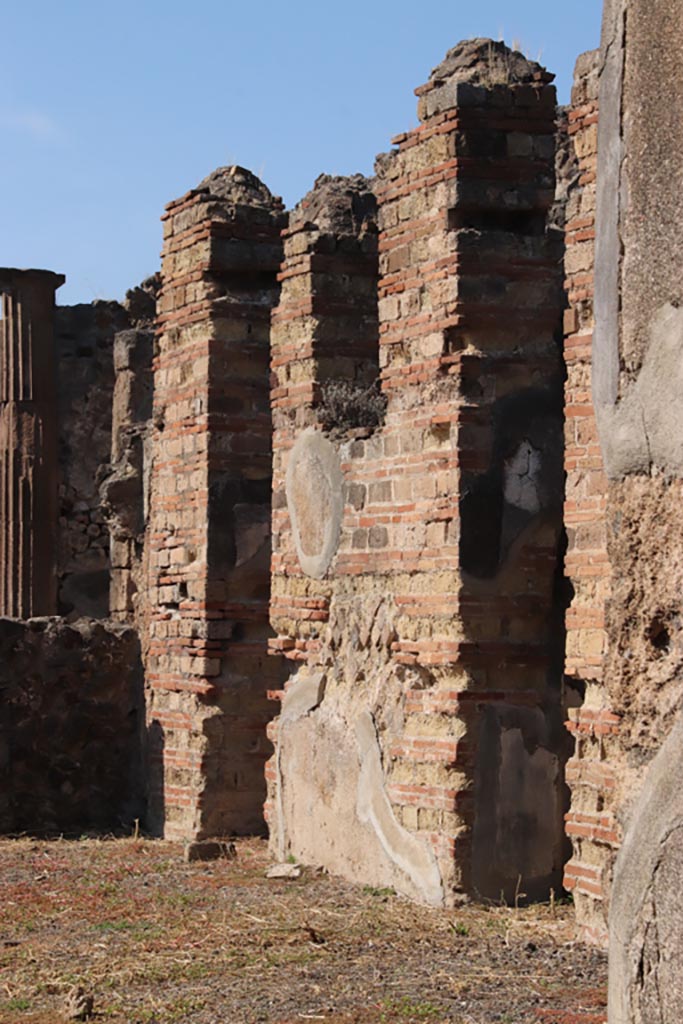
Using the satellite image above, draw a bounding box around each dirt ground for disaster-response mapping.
[0,836,607,1024]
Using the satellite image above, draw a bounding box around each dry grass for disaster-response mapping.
[0,837,606,1024]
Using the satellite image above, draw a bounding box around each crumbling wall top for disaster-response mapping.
[420,38,554,91]
[163,165,285,225]
[415,38,555,121]
[292,174,377,238]
[196,164,284,210]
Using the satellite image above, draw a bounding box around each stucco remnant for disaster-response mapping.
[355,711,444,907]
[595,303,683,477]
[285,430,343,579]
[609,717,683,1023]
[594,0,683,479]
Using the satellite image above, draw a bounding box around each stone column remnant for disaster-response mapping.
[0,268,64,618]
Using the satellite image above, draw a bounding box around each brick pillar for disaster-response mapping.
[146,167,285,840]
[268,42,565,905]
[383,41,565,899]
[0,268,64,618]
[559,52,616,947]
[268,172,379,657]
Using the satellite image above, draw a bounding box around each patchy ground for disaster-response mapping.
[0,837,606,1024]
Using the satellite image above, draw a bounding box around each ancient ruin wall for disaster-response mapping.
[560,51,617,946]
[56,282,158,620]
[101,328,154,626]
[0,616,144,834]
[56,301,130,617]
[587,1,683,1013]
[596,0,683,763]
[268,41,566,905]
[145,168,286,840]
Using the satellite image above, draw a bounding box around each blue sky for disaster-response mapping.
[1,1,602,306]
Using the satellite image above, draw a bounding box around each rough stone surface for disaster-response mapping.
[416,39,554,121]
[123,273,161,328]
[592,0,623,419]
[595,0,683,478]
[617,0,683,381]
[266,862,302,879]
[293,174,378,237]
[563,0,683,965]
[196,165,281,211]
[100,328,154,627]
[0,616,144,834]
[55,301,130,617]
[609,717,683,1023]
[604,477,683,783]
[597,303,683,476]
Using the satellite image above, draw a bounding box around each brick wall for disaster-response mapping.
[145,166,286,840]
[560,51,616,946]
[267,40,566,904]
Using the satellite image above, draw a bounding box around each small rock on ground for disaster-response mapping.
[266,862,302,879]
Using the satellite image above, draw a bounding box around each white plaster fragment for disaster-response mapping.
[274,672,326,860]
[503,440,542,513]
[355,711,444,907]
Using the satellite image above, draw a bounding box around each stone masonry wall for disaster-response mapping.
[597,4,683,992]
[0,616,144,834]
[560,51,617,946]
[100,328,154,627]
[56,283,158,620]
[56,301,130,617]
[268,40,566,906]
[145,167,286,840]
[564,0,683,960]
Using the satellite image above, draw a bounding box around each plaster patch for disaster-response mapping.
[608,715,683,1023]
[503,441,542,514]
[596,303,683,477]
[274,672,326,859]
[355,711,444,907]
[286,430,343,579]
[281,673,326,723]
